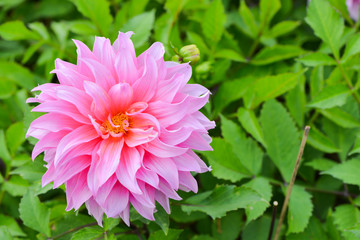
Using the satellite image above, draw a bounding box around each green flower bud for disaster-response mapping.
[171,55,182,63]
[179,44,200,65]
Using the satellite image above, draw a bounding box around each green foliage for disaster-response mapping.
[1,0,360,238]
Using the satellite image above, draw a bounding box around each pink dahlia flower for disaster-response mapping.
[347,0,360,21]
[27,32,214,226]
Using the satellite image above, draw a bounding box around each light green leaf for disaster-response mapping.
[287,186,313,234]
[323,159,360,186]
[251,45,305,65]
[154,206,169,235]
[22,40,45,64]
[0,61,36,90]
[71,227,103,240]
[149,229,183,240]
[69,20,97,35]
[310,66,324,99]
[70,0,113,35]
[237,108,266,147]
[202,0,226,43]
[121,10,155,48]
[307,126,340,153]
[251,70,305,108]
[320,107,360,128]
[333,204,360,239]
[19,189,51,236]
[0,226,12,240]
[28,22,50,40]
[211,211,242,240]
[259,0,281,29]
[182,185,264,219]
[287,217,328,240]
[0,214,25,237]
[2,175,29,197]
[0,130,11,163]
[213,76,254,116]
[285,74,306,127]
[5,122,25,156]
[350,133,360,155]
[221,116,263,175]
[11,159,46,182]
[268,21,300,38]
[187,31,210,56]
[342,33,360,62]
[259,99,300,182]
[305,158,337,171]
[0,20,39,40]
[239,0,258,38]
[0,79,16,99]
[202,138,251,182]
[215,49,246,62]
[297,52,336,66]
[103,218,119,231]
[244,177,272,223]
[306,0,344,59]
[307,85,349,109]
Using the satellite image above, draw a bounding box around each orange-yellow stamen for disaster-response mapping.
[102,113,130,134]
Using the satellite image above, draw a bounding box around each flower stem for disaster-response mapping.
[273,126,310,240]
[336,60,360,105]
[268,201,278,240]
[48,222,97,240]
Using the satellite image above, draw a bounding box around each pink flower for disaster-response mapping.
[26,32,214,226]
[347,0,360,21]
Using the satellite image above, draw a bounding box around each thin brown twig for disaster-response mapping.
[48,222,98,240]
[273,126,310,240]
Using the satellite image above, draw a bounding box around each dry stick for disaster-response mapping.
[268,201,278,240]
[273,126,310,240]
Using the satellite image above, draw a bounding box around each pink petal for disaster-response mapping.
[125,127,158,147]
[178,171,198,193]
[144,138,188,158]
[56,85,92,116]
[172,151,202,173]
[102,182,129,218]
[32,130,69,160]
[129,196,155,221]
[83,81,111,121]
[155,191,170,214]
[108,82,133,114]
[66,169,92,211]
[120,203,130,226]
[136,167,159,188]
[85,197,104,227]
[178,131,213,151]
[80,58,116,91]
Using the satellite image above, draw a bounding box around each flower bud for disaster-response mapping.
[171,55,182,63]
[179,44,200,65]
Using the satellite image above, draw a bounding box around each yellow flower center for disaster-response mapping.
[102,113,130,134]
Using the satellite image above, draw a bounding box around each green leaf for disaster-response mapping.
[333,204,360,238]
[0,61,36,90]
[285,73,306,127]
[323,159,360,186]
[237,108,266,147]
[297,52,336,66]
[287,185,313,234]
[2,175,29,197]
[239,0,258,38]
[69,20,97,35]
[342,33,360,62]
[121,10,155,48]
[307,85,349,109]
[251,70,305,108]
[154,205,169,235]
[0,226,12,240]
[268,21,300,38]
[320,107,360,128]
[287,217,328,240]
[11,159,46,182]
[306,0,344,59]
[182,185,264,219]
[214,49,246,62]
[71,227,103,240]
[259,0,281,29]
[5,122,25,156]
[0,130,11,163]
[259,99,300,182]
[350,133,360,155]
[0,20,39,40]
[251,45,305,65]
[187,31,210,56]
[213,76,253,116]
[310,66,324,99]
[70,0,113,35]
[211,211,242,240]
[305,158,337,171]
[149,229,183,240]
[0,214,25,237]
[19,189,51,236]
[202,138,250,182]
[243,177,271,223]
[202,0,226,43]
[0,78,16,99]
[307,126,340,153]
[242,216,274,240]
[221,116,263,175]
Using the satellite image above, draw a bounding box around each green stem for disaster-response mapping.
[336,60,360,105]
[48,222,97,240]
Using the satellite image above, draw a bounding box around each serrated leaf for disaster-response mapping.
[259,99,300,181]
[149,229,183,240]
[251,45,305,65]
[297,52,336,66]
[306,0,344,58]
[71,227,103,240]
[70,0,113,35]
[251,70,305,108]
[287,186,313,234]
[242,216,274,240]
[237,108,266,148]
[187,31,210,56]
[310,66,324,99]
[333,204,360,231]
[305,158,337,171]
[350,132,360,155]
[320,107,360,128]
[202,138,251,182]
[0,226,12,240]
[259,0,280,29]
[268,21,300,38]
[285,74,306,127]
[0,130,11,163]
[0,61,35,90]
[239,0,258,38]
[307,126,340,153]
[221,116,263,175]
[214,49,245,62]
[154,205,169,235]
[0,214,25,237]
[11,158,46,182]
[342,33,360,62]
[182,185,264,219]
[323,159,360,186]
[0,20,39,40]
[2,175,29,197]
[121,10,155,48]
[19,190,50,236]
[211,211,242,240]
[287,217,328,240]
[307,85,349,109]
[213,76,254,116]
[244,177,271,223]
[5,122,25,156]
[202,0,226,43]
